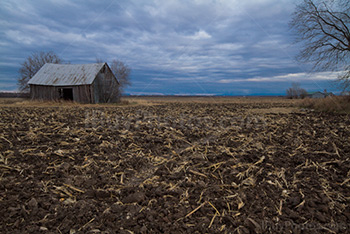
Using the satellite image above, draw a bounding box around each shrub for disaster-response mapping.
[300,96,350,113]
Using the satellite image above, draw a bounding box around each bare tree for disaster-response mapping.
[286,82,308,99]
[95,58,104,63]
[110,59,131,94]
[338,69,350,91]
[18,51,62,92]
[290,0,350,89]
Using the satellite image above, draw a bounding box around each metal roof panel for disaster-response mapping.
[28,63,106,86]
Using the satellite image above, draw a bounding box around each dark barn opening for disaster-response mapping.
[59,88,73,101]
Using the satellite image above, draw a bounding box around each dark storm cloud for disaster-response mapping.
[0,0,338,94]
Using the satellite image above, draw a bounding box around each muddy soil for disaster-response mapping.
[0,102,349,233]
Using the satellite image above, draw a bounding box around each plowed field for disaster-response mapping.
[1,100,349,233]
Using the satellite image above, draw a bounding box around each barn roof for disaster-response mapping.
[28,63,106,86]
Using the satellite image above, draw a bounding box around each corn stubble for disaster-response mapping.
[0,101,349,233]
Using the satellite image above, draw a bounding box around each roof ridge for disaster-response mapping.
[43,62,106,66]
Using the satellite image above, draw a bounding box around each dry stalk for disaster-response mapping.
[141,176,160,185]
[208,201,220,215]
[197,190,205,204]
[185,201,207,218]
[241,176,256,187]
[78,218,95,231]
[275,199,283,215]
[236,165,254,180]
[320,225,337,234]
[207,162,225,172]
[63,183,85,193]
[340,178,350,186]
[247,218,261,231]
[208,211,218,228]
[0,164,20,171]
[1,136,13,147]
[52,186,73,197]
[295,200,305,209]
[189,169,207,178]
[312,151,336,156]
[332,142,340,158]
[237,196,245,210]
[277,168,289,188]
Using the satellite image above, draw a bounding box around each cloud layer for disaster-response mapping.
[0,0,339,94]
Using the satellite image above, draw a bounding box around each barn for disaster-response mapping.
[28,63,120,103]
[309,91,326,99]
[307,91,335,99]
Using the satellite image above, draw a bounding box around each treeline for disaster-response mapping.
[0,92,30,98]
[286,83,307,99]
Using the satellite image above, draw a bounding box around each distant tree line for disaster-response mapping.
[286,83,308,99]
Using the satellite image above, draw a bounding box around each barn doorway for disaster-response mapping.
[59,88,73,101]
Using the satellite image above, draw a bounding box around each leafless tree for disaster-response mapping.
[338,69,350,91]
[286,82,308,99]
[95,58,104,63]
[18,51,62,92]
[290,0,350,89]
[110,59,131,94]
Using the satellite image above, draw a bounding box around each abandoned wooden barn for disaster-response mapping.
[28,63,120,103]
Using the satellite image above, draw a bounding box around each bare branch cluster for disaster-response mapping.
[290,0,350,72]
[18,51,62,92]
[337,67,350,90]
[110,59,131,92]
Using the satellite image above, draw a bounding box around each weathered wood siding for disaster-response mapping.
[30,84,93,103]
[30,85,58,100]
[73,85,93,103]
[92,65,120,103]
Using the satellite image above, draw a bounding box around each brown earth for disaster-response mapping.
[0,99,349,233]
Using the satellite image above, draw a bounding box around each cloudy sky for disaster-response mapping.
[0,0,340,95]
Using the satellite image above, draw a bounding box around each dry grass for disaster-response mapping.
[0,96,298,109]
[300,96,350,114]
[123,96,298,105]
[0,98,135,107]
[0,98,28,105]
[247,107,299,114]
